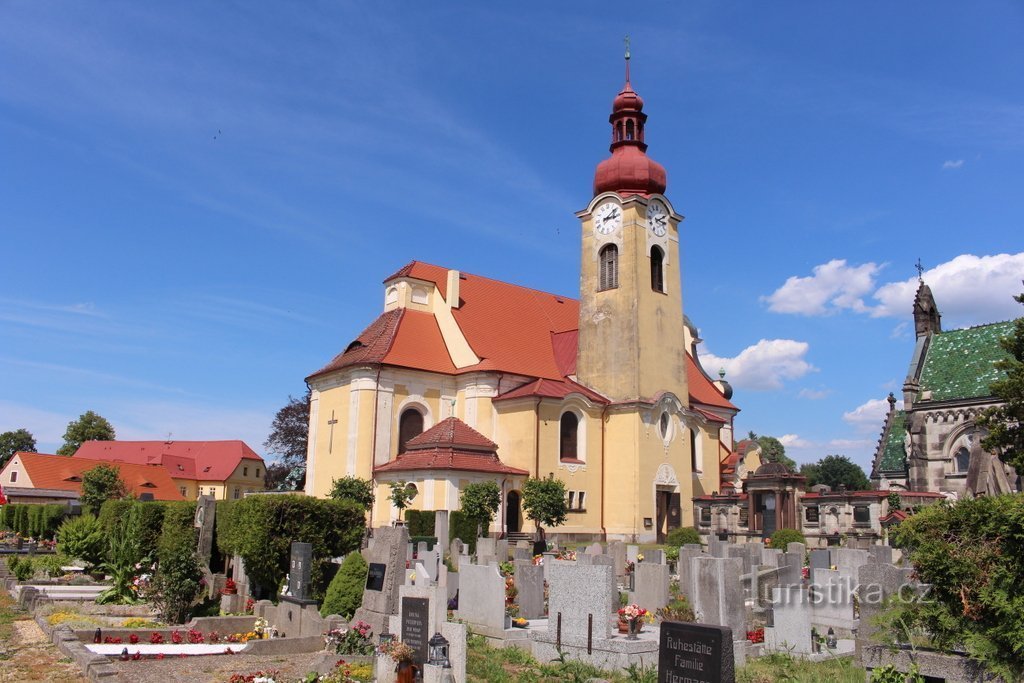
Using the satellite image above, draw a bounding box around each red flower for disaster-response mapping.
[171,630,183,644]
[156,654,165,660]
[128,634,139,644]
[150,632,164,644]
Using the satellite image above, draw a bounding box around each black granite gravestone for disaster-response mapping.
[658,621,734,683]
[401,596,429,667]
[366,562,386,592]
[288,542,313,601]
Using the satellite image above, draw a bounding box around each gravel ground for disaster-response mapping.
[109,651,328,683]
[0,616,88,683]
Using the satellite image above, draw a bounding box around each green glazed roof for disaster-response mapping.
[918,321,1014,401]
[879,410,907,474]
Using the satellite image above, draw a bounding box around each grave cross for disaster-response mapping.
[327,410,339,454]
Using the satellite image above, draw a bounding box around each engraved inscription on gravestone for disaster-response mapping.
[288,542,312,601]
[401,597,429,667]
[366,562,386,592]
[659,621,734,683]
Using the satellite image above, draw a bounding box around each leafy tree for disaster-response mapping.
[0,428,36,469]
[320,551,368,618]
[978,289,1024,472]
[666,527,702,547]
[799,462,821,487]
[747,431,798,471]
[80,464,128,516]
[148,518,203,623]
[459,481,502,538]
[811,454,870,490]
[329,476,374,511]
[388,481,417,522]
[57,514,106,570]
[57,410,115,455]
[264,391,310,466]
[521,476,568,542]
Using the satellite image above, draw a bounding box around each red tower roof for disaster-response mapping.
[593,53,667,197]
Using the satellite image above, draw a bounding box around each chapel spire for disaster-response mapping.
[913,262,942,339]
[593,42,667,197]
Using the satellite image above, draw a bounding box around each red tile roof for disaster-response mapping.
[801,490,943,500]
[73,440,263,483]
[8,452,184,501]
[694,407,726,424]
[495,377,608,404]
[313,260,739,413]
[374,417,528,476]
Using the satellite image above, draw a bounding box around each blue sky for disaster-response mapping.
[2,2,1023,473]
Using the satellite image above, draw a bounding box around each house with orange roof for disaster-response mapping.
[72,440,266,501]
[0,451,184,504]
[304,63,758,543]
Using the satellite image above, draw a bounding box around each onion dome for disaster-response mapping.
[593,50,667,197]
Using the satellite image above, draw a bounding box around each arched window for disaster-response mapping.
[560,412,579,461]
[954,447,970,473]
[616,121,623,142]
[626,120,635,140]
[599,244,618,291]
[398,408,424,454]
[651,246,665,292]
[659,412,670,440]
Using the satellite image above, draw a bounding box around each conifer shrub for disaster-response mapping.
[665,527,702,547]
[147,515,202,623]
[769,528,806,550]
[56,514,106,570]
[889,494,1024,680]
[320,551,368,618]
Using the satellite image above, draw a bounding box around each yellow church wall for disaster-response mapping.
[493,402,539,476]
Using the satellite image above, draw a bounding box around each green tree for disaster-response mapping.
[148,519,203,623]
[459,481,502,538]
[80,464,128,516]
[769,528,806,549]
[329,476,374,511]
[521,476,568,542]
[0,428,36,469]
[57,410,115,456]
[264,391,310,489]
[665,527,702,547]
[810,454,870,490]
[388,481,417,522]
[320,551,368,618]
[978,290,1024,472]
[747,432,798,470]
[799,462,821,487]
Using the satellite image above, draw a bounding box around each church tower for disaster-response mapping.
[576,53,689,404]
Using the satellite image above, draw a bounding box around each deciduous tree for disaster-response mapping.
[807,454,870,491]
[459,481,502,538]
[80,464,128,516]
[521,476,568,542]
[57,411,115,456]
[978,289,1024,472]
[328,476,374,511]
[264,390,310,468]
[0,428,36,469]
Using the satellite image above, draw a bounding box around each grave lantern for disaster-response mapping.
[427,631,450,667]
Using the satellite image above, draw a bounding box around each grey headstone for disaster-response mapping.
[609,540,626,576]
[194,495,217,567]
[645,549,664,564]
[633,561,670,614]
[809,549,831,572]
[454,563,506,631]
[585,542,603,556]
[514,560,545,619]
[434,510,449,555]
[353,526,408,635]
[547,561,615,640]
[450,538,464,559]
[810,568,856,630]
[476,537,496,560]
[677,545,704,606]
[869,545,894,565]
[832,548,869,582]
[512,546,531,561]
[626,544,639,565]
[692,556,745,634]
[777,549,803,588]
[766,585,812,654]
[288,542,313,600]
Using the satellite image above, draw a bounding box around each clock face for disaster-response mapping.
[594,201,622,235]
[647,200,668,237]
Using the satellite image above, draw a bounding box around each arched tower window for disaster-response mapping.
[599,244,619,291]
[626,120,635,140]
[560,412,579,461]
[616,121,623,142]
[398,408,424,454]
[954,447,970,473]
[651,246,665,292]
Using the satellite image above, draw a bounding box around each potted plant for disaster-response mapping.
[618,603,648,640]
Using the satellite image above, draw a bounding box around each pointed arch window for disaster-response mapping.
[651,246,665,292]
[599,244,619,291]
[398,408,424,454]
[954,447,970,473]
[560,412,579,461]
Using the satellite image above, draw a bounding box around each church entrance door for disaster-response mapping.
[506,491,521,533]
[655,489,674,543]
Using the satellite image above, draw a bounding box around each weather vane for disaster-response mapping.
[915,258,925,282]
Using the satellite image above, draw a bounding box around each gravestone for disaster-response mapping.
[609,540,626,576]
[659,621,735,683]
[832,548,869,582]
[590,554,619,614]
[401,596,430,667]
[626,544,639,565]
[809,549,831,572]
[777,548,803,588]
[857,563,913,642]
[765,585,812,654]
[494,539,509,563]
[434,510,449,556]
[514,560,546,619]
[692,557,745,635]
[678,544,704,605]
[869,545,893,565]
[645,549,664,565]
[353,526,408,635]
[476,537,496,563]
[633,561,670,614]
[810,568,856,630]
[193,495,217,598]
[513,545,531,561]
[585,542,603,556]
[547,561,615,640]
[455,563,506,632]
[287,542,313,601]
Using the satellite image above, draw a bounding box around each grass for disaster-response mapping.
[737,652,864,683]
[0,589,19,658]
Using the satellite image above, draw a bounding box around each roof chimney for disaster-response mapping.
[446,270,460,309]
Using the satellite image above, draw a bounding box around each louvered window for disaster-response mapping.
[599,245,618,291]
[398,409,424,454]
[651,246,665,292]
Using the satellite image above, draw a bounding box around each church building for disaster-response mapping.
[304,61,748,542]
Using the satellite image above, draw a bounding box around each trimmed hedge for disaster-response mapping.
[98,499,168,562]
[216,494,364,601]
[404,510,435,537]
[0,503,67,540]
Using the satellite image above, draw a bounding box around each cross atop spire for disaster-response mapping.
[624,35,631,83]
[915,258,925,282]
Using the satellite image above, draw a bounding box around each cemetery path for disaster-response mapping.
[0,591,88,683]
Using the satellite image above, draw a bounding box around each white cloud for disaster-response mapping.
[828,438,873,450]
[765,253,1024,328]
[779,434,814,449]
[762,259,882,316]
[942,159,964,169]
[871,253,1024,327]
[842,397,903,432]
[699,339,816,391]
[797,388,831,400]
